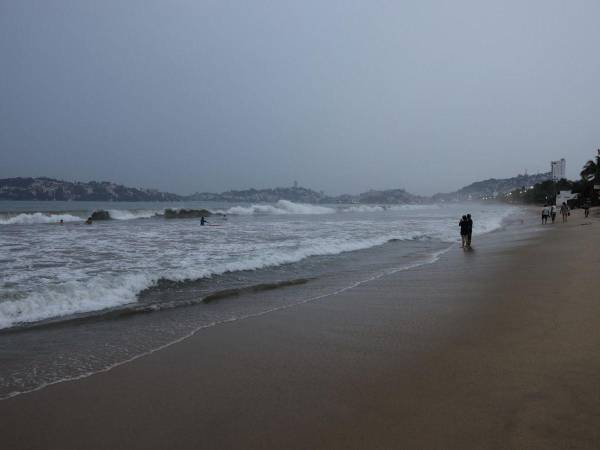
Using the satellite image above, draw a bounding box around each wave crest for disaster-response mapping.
[107,209,160,220]
[216,200,335,215]
[0,213,83,225]
[0,232,423,329]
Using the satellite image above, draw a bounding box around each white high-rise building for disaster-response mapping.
[551,158,566,181]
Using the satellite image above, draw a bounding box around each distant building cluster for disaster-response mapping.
[550,158,566,181]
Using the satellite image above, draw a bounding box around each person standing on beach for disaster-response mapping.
[466,214,473,248]
[550,204,557,223]
[459,215,469,248]
[541,205,550,224]
[583,200,591,218]
[560,202,569,223]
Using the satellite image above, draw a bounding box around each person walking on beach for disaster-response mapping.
[583,200,591,218]
[541,205,550,224]
[560,202,569,223]
[550,204,557,223]
[466,214,473,248]
[459,215,469,248]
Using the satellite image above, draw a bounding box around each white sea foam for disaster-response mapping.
[107,209,160,220]
[216,200,335,215]
[341,205,388,213]
[0,244,454,401]
[0,231,422,329]
[0,213,83,225]
[218,201,439,216]
[0,275,151,329]
[390,204,440,210]
[0,202,519,329]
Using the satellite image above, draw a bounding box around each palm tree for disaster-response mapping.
[580,154,600,182]
[579,151,600,206]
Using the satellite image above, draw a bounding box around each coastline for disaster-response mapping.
[2,208,600,449]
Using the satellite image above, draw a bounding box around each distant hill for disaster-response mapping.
[1,173,556,204]
[432,172,553,202]
[188,186,424,204]
[338,189,425,204]
[187,186,328,203]
[0,177,181,201]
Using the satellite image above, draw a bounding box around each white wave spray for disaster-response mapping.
[216,200,335,215]
[0,213,83,225]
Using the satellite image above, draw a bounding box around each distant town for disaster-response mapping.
[0,170,558,204]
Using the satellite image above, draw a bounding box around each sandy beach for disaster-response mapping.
[2,208,600,449]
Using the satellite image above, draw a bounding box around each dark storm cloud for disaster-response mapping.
[1,0,599,195]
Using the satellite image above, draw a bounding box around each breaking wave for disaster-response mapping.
[0,213,83,225]
[216,200,437,216]
[0,233,422,330]
[107,209,161,220]
[0,202,440,224]
[216,200,335,215]
[0,209,161,225]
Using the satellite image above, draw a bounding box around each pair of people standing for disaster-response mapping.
[459,214,473,248]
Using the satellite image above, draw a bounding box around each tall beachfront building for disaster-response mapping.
[551,158,566,180]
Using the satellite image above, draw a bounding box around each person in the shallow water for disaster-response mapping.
[459,215,469,248]
[85,217,93,225]
[466,214,473,248]
[200,216,207,226]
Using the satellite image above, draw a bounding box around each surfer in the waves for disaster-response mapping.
[200,216,207,226]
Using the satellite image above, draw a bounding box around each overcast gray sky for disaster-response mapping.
[1,0,599,195]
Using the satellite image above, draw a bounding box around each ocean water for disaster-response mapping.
[0,200,515,398]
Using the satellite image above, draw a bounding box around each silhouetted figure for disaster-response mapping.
[85,217,93,225]
[200,216,207,226]
[466,214,473,247]
[459,215,469,248]
[550,204,557,223]
[583,200,591,218]
[560,202,569,223]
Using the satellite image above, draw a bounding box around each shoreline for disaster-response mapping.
[0,239,454,401]
[2,208,600,449]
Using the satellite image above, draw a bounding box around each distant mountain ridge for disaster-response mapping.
[0,177,426,204]
[188,186,425,204]
[0,173,554,203]
[188,186,328,203]
[432,172,552,202]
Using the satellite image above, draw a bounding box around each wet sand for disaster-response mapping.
[2,208,600,449]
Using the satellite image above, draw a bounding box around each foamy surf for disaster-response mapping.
[0,212,84,225]
[214,200,438,216]
[0,233,424,329]
[0,244,452,401]
[0,201,517,330]
[107,209,161,220]
[215,200,335,215]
